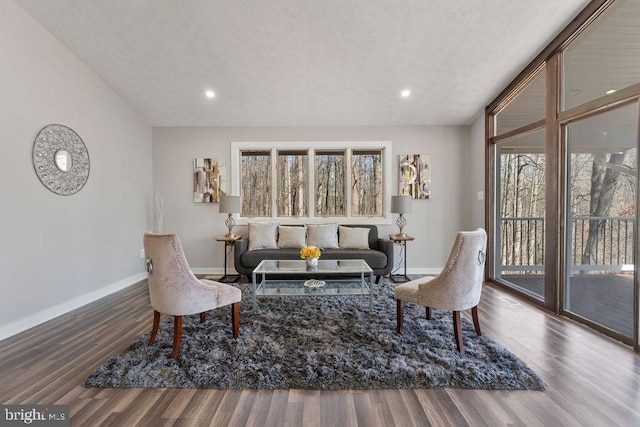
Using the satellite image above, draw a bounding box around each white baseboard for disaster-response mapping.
[191,268,224,275]
[406,268,442,276]
[0,272,147,342]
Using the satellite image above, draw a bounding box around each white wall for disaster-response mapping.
[469,111,486,229]
[0,1,153,339]
[153,126,475,275]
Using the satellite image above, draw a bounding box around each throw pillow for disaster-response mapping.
[339,226,370,249]
[248,222,278,250]
[277,225,307,249]
[306,223,339,249]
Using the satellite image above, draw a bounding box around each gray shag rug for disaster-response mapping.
[85,282,545,390]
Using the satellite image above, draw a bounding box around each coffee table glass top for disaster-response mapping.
[251,259,374,310]
[253,259,373,275]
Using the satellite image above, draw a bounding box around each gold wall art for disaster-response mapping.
[399,154,431,199]
[193,158,224,203]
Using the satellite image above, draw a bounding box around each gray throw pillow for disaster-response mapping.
[277,225,307,249]
[248,222,278,250]
[339,226,370,249]
[307,223,339,249]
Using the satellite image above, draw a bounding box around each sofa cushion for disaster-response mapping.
[248,222,278,250]
[339,224,379,249]
[338,226,370,249]
[277,225,306,249]
[307,223,339,249]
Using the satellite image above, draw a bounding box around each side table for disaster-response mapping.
[389,234,415,283]
[216,236,241,283]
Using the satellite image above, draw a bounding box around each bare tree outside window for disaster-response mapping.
[277,151,308,216]
[236,143,389,219]
[240,151,271,217]
[499,152,546,270]
[352,150,382,216]
[569,149,636,269]
[315,151,345,216]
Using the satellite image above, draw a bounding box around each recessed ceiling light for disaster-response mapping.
[205,90,215,98]
[400,90,411,98]
[606,89,617,95]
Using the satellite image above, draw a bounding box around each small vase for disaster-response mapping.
[306,256,319,267]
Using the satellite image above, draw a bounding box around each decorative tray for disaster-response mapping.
[303,279,326,288]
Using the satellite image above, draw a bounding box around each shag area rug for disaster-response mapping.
[85,283,545,390]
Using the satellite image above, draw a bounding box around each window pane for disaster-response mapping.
[351,150,383,216]
[563,0,640,110]
[240,151,271,216]
[495,69,546,136]
[276,151,308,216]
[315,151,345,216]
[495,130,546,300]
[565,103,637,337]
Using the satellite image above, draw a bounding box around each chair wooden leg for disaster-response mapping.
[149,310,160,344]
[200,312,206,323]
[375,275,381,284]
[453,311,464,353]
[425,307,432,320]
[471,305,482,336]
[231,302,240,338]
[396,299,404,334]
[172,316,183,359]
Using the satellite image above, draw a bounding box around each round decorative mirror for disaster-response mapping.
[54,149,73,172]
[32,124,90,196]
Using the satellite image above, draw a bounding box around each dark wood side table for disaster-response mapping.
[389,234,415,283]
[216,235,241,283]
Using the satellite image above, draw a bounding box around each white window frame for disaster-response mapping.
[231,141,393,225]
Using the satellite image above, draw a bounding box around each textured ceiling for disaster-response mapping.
[15,0,590,127]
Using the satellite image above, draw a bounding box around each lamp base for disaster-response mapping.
[395,213,407,237]
[225,214,236,239]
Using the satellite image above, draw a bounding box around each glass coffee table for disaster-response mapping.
[251,259,374,310]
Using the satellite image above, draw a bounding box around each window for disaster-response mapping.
[563,0,640,111]
[277,151,308,217]
[486,0,640,347]
[240,151,271,216]
[315,150,345,216]
[495,68,546,136]
[232,141,392,223]
[351,150,383,216]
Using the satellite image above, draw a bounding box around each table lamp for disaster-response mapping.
[219,195,240,237]
[391,195,412,237]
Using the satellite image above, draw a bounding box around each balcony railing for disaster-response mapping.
[500,216,634,273]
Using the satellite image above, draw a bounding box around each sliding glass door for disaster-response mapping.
[565,103,638,338]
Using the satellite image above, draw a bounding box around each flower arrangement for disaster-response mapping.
[300,245,321,259]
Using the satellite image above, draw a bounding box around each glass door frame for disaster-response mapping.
[557,99,640,346]
[485,0,640,350]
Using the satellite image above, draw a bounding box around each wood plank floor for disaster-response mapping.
[1,279,640,426]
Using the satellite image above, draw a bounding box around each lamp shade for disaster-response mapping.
[219,195,240,213]
[390,195,412,214]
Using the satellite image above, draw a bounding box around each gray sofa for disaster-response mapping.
[233,224,394,283]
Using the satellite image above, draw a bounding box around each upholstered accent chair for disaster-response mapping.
[394,228,487,353]
[143,233,241,359]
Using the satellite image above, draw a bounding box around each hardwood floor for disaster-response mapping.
[1,279,640,426]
